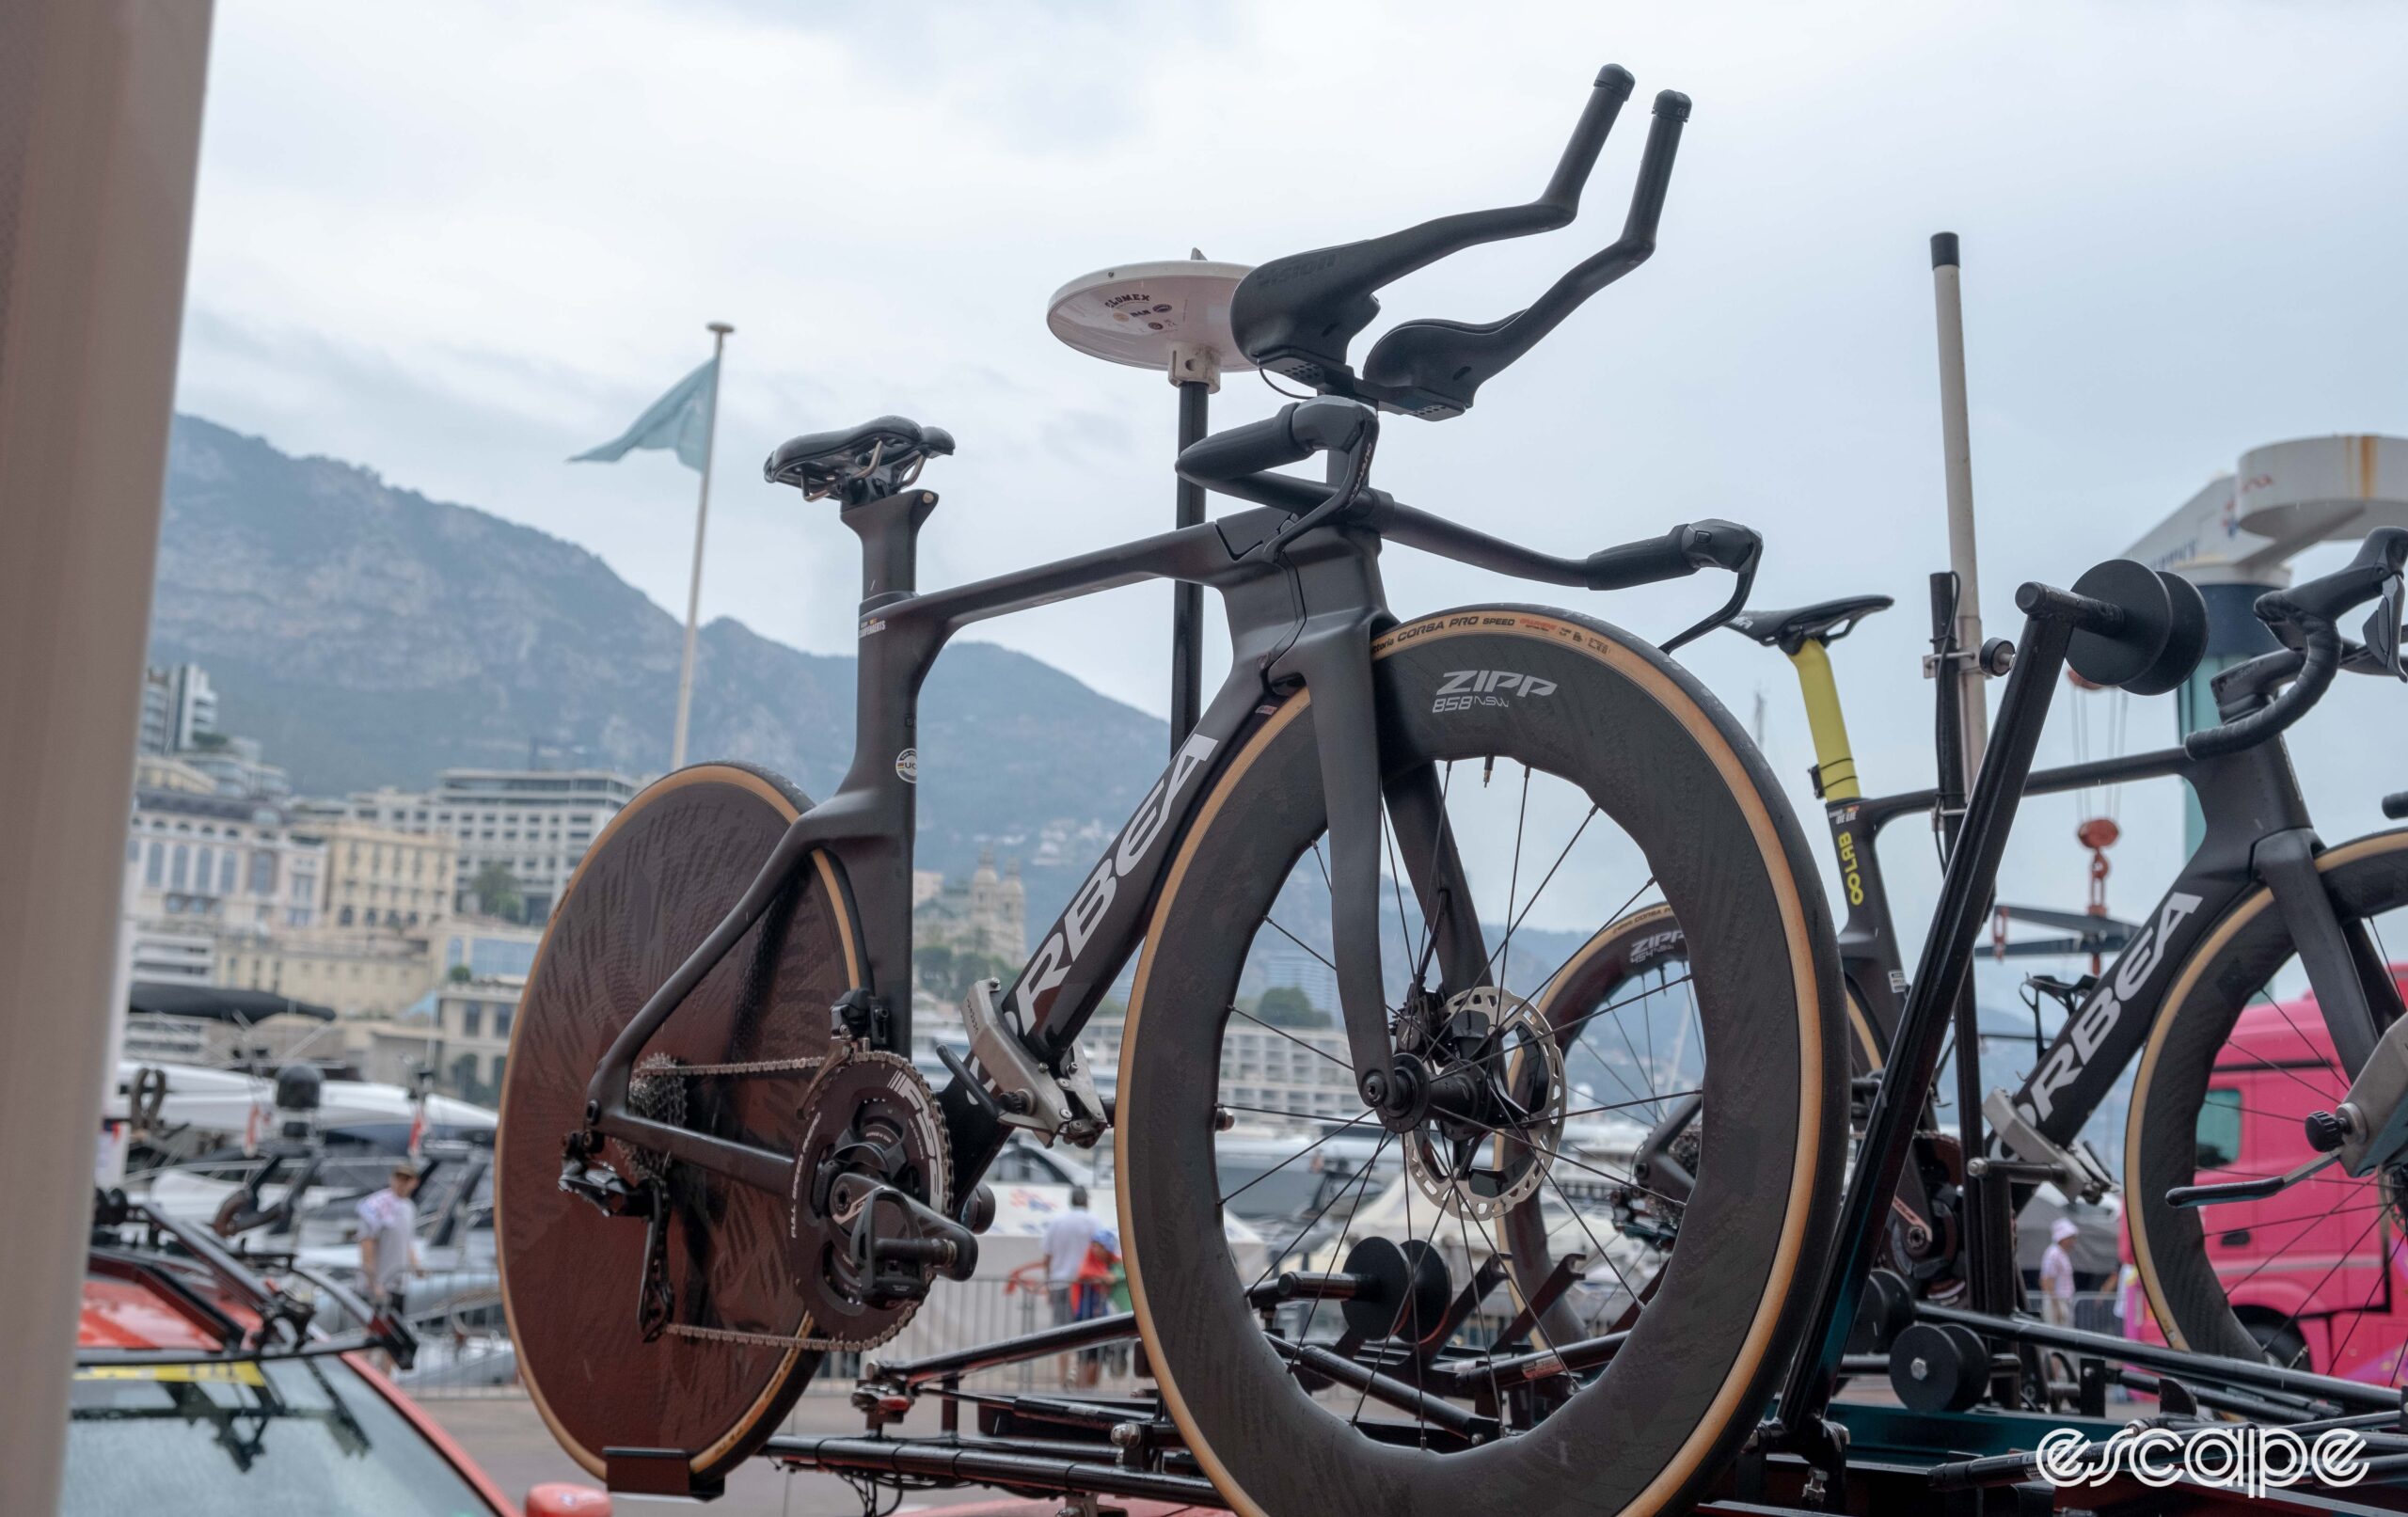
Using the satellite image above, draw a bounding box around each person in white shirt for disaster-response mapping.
[1042,1188,1103,1386]
[357,1163,421,1317]
[2040,1215,2080,1326]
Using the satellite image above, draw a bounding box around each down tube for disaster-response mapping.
[1012,672,1278,1062]
[2007,865,2249,1146]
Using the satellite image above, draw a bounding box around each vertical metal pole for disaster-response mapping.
[671,323,732,771]
[0,3,214,1509]
[1931,234,2022,1364]
[1168,377,1210,749]
[1931,233,1988,766]
[1778,608,2079,1439]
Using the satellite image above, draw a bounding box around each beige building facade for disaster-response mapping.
[299,818,456,931]
[214,930,436,1019]
[358,975,521,1105]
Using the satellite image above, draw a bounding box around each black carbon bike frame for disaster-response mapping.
[566,449,1744,1205]
[1817,657,2397,1162]
[1773,603,2407,1446]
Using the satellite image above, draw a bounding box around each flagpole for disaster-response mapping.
[672,323,732,770]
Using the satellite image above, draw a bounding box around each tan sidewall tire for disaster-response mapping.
[1116,608,1845,1517]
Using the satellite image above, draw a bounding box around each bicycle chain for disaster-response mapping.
[662,1316,911,1353]
[650,1054,828,1078]
[638,1040,921,1353]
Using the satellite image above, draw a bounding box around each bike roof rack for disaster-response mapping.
[744,1274,2408,1517]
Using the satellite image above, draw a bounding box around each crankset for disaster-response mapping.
[560,1040,975,1353]
[789,1048,976,1350]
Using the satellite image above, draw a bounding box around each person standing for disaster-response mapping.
[2040,1215,2080,1326]
[1043,1187,1102,1388]
[357,1162,422,1331]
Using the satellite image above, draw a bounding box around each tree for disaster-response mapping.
[913,944,956,997]
[470,861,522,922]
[914,944,1012,1005]
[1255,985,1327,1028]
[447,963,474,984]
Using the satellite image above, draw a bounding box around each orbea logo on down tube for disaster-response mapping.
[2034,1425,2364,1498]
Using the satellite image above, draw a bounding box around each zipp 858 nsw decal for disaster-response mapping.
[1434,670,1556,714]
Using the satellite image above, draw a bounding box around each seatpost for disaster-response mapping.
[1775,588,2092,1448]
[842,488,940,608]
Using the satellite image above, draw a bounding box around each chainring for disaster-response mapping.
[787,1049,953,1351]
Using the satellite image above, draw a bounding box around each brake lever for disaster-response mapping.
[1662,523,1762,655]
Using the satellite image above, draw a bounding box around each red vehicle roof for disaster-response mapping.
[78,1273,225,1351]
[75,1251,522,1516]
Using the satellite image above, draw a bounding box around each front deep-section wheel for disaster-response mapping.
[1117,608,1846,1517]
[2125,830,2408,1379]
[496,763,862,1483]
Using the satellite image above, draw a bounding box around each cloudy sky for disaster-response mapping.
[174,0,2408,939]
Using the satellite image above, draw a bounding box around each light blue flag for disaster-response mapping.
[570,357,719,471]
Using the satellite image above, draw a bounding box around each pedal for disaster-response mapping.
[1982,1090,2115,1203]
[847,1182,979,1302]
[959,978,1106,1143]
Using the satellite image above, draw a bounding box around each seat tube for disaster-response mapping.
[1786,639,1861,801]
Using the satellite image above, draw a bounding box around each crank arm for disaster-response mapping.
[848,1183,980,1282]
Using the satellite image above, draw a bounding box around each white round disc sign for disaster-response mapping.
[1045,259,1256,372]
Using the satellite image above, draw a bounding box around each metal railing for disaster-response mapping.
[395,1274,1147,1399]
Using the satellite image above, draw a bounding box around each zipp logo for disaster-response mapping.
[1628,927,1684,966]
[1013,733,1219,1024]
[2020,892,2205,1122]
[1434,670,1557,714]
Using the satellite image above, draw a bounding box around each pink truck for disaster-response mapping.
[2125,966,2408,1380]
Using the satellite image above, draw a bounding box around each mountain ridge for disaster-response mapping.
[153,414,1171,920]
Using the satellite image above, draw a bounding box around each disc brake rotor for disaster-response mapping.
[788,1049,953,1351]
[1403,987,1567,1221]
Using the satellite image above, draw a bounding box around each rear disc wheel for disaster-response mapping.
[496,762,861,1482]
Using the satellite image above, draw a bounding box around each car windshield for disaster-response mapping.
[64,1354,496,1517]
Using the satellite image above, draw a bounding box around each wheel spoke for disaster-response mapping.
[1492,808,1607,969]
[1560,1088,1703,1122]
[1293,1130,1396,1340]
[1252,1130,1392,1291]
[1494,763,1533,995]
[1537,1152,1647,1312]
[1230,1004,1354,1077]
[2266,1208,2387,1358]
[1531,970,1691,1052]
[1218,1107,1379,1209]
[1262,916,1339,975]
